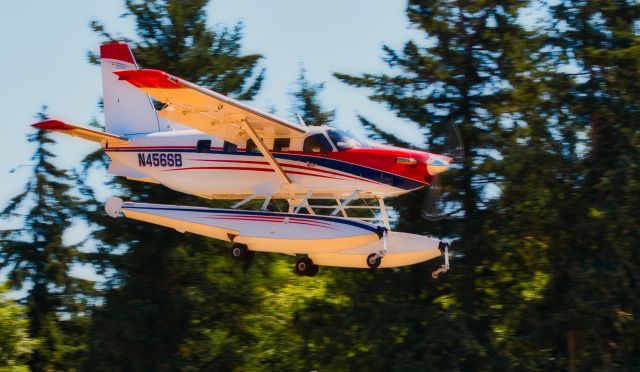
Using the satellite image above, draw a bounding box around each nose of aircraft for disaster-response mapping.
[426,155,452,176]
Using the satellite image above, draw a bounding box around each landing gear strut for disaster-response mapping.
[294,257,319,277]
[230,243,253,263]
[366,228,388,269]
[431,241,450,279]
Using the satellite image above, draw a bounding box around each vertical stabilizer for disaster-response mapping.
[100,43,161,136]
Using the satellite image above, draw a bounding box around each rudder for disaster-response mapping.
[100,43,162,136]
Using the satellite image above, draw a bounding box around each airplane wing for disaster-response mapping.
[114,69,307,141]
[115,69,306,184]
[32,120,129,146]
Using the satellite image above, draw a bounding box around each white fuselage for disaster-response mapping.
[104,129,424,200]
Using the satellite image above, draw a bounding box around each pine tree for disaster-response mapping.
[458,1,640,369]
[493,1,640,369]
[89,0,264,98]
[334,1,535,367]
[0,108,93,371]
[289,66,335,126]
[0,284,35,371]
[480,64,576,369]
[80,1,267,370]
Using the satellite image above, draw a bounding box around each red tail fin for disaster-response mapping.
[99,42,162,135]
[100,42,136,65]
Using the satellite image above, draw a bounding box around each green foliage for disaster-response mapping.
[89,0,264,99]
[336,0,532,220]
[336,1,536,367]
[497,1,640,369]
[0,108,93,371]
[80,1,272,370]
[289,66,336,126]
[356,115,410,148]
[336,0,640,370]
[0,285,34,372]
[5,1,640,370]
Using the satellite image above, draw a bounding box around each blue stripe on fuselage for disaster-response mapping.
[273,152,424,190]
[105,148,425,190]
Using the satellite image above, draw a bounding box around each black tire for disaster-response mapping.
[366,253,381,269]
[231,243,252,263]
[294,257,313,276]
[307,264,319,277]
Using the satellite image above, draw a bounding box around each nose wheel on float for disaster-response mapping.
[431,241,450,279]
[294,257,319,277]
[366,253,382,268]
[366,228,388,269]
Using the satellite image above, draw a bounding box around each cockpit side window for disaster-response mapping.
[303,133,333,153]
[327,129,368,150]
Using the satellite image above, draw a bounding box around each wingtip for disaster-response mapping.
[32,119,74,131]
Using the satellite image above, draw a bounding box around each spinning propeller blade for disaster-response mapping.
[421,123,464,221]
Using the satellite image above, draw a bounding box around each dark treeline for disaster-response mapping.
[2,0,639,370]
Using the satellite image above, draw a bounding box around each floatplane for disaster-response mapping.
[34,43,457,278]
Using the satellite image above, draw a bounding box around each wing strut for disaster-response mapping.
[378,198,391,230]
[241,119,292,185]
[330,191,359,216]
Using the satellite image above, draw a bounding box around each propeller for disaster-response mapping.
[421,123,464,221]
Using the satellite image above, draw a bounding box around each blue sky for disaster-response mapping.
[0,1,546,288]
[0,0,423,210]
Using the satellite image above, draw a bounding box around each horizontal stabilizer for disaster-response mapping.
[32,120,129,146]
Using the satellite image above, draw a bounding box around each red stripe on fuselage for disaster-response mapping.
[190,158,378,184]
[106,145,432,186]
[163,166,345,181]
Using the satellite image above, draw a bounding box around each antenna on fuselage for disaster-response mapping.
[296,113,307,127]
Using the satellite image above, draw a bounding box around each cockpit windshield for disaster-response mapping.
[327,129,369,150]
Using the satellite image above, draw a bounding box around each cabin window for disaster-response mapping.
[223,141,237,153]
[327,129,369,150]
[272,138,290,152]
[246,139,260,153]
[196,140,211,153]
[303,133,333,153]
